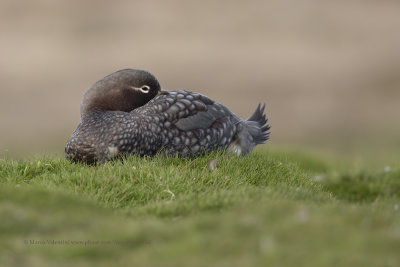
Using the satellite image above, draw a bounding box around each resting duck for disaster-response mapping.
[65,69,270,164]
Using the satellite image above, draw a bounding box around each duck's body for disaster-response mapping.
[65,69,270,164]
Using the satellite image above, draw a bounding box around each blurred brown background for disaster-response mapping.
[1,0,399,158]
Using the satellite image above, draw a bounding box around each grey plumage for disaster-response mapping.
[65,69,270,164]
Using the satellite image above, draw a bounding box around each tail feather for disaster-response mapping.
[228,103,270,155]
[246,103,270,144]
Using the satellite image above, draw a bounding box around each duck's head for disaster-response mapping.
[80,69,161,118]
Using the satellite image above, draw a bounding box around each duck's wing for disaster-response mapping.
[135,90,236,130]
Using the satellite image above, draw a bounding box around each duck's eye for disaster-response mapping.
[140,85,150,93]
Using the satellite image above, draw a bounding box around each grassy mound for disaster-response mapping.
[1,149,399,266]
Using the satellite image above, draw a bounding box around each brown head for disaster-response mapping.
[80,69,161,119]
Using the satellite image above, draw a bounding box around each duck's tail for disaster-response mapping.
[228,104,270,155]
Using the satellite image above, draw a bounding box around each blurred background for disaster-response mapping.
[1,0,399,159]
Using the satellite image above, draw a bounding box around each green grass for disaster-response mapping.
[0,148,399,266]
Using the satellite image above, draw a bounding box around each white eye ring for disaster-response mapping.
[140,85,150,93]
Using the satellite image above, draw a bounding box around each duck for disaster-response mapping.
[65,69,270,164]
